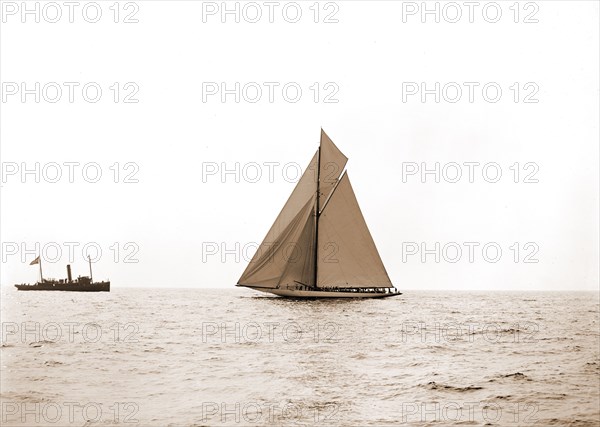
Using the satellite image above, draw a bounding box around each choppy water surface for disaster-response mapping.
[1,288,599,426]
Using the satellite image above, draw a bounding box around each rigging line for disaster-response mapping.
[319,171,347,215]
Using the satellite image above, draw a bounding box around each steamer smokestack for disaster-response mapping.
[67,265,72,282]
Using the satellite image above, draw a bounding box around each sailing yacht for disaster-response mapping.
[237,129,400,299]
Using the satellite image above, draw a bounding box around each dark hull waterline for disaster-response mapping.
[15,282,110,292]
[241,285,401,299]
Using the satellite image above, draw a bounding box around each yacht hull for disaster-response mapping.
[241,286,401,299]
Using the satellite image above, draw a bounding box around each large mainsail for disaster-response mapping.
[238,129,392,290]
[317,173,393,288]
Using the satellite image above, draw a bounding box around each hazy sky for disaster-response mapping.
[1,1,598,290]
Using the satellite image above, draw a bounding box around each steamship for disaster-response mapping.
[14,256,110,292]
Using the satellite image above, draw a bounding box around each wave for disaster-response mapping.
[422,381,483,392]
[28,340,57,347]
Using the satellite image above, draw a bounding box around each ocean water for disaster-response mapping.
[1,287,599,426]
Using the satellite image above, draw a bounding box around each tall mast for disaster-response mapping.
[88,255,93,282]
[314,139,321,289]
[39,257,43,283]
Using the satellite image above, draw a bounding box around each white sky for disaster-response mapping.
[1,1,598,290]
